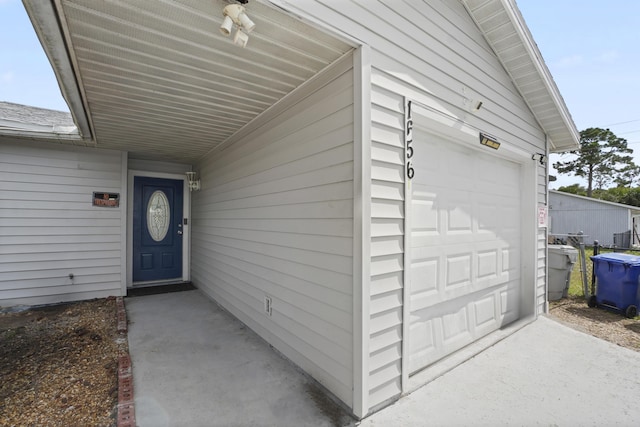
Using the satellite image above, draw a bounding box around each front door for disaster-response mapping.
[133,177,184,283]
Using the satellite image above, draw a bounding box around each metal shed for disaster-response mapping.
[549,190,640,247]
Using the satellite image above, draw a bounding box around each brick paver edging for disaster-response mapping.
[116,297,128,334]
[116,297,136,427]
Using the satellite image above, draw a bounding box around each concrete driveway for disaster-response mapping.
[126,289,640,427]
[359,315,640,427]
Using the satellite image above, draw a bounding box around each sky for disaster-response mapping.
[1,0,639,189]
[517,0,640,189]
[0,0,67,111]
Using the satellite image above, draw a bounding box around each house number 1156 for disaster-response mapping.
[405,100,414,180]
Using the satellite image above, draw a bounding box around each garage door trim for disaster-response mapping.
[400,99,539,392]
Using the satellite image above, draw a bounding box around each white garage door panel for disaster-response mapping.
[409,245,520,311]
[409,129,522,375]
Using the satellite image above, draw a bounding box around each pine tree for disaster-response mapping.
[554,127,640,197]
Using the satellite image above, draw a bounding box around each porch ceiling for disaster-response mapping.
[26,0,352,163]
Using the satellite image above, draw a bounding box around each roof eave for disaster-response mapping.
[550,190,640,213]
[462,0,580,153]
[0,129,94,147]
[22,0,93,141]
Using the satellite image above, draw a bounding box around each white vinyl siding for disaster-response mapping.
[537,232,548,314]
[538,166,548,314]
[0,140,125,306]
[368,81,405,409]
[128,159,191,175]
[273,0,549,413]
[191,57,355,406]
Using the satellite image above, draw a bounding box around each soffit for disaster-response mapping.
[462,0,580,152]
[48,0,352,162]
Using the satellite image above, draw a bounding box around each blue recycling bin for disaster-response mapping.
[590,253,640,318]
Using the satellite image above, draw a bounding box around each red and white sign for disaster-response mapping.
[538,206,548,228]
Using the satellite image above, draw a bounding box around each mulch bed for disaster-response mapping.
[0,298,123,426]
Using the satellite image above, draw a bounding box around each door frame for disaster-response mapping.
[401,99,539,392]
[127,170,191,287]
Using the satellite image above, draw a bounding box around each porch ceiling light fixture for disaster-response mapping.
[186,171,201,191]
[219,1,255,48]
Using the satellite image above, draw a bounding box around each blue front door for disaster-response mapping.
[133,177,184,283]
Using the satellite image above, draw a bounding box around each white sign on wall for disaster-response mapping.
[538,206,548,228]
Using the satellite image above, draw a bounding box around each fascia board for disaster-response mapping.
[22,0,93,140]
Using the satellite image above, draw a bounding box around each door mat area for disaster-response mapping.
[127,282,196,297]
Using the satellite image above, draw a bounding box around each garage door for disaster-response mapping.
[408,128,521,374]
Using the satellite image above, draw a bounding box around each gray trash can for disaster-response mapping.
[548,244,578,300]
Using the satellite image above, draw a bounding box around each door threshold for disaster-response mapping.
[131,279,188,288]
[127,282,196,297]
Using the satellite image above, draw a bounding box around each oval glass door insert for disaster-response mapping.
[147,190,170,242]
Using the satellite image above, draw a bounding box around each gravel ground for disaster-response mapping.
[549,296,640,352]
[0,298,121,427]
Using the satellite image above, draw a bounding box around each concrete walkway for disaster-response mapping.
[125,290,354,427]
[127,289,640,427]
